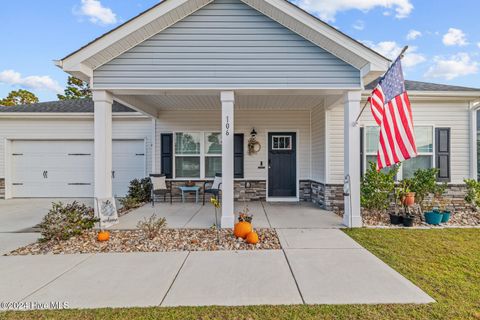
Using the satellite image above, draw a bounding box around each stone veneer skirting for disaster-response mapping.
[0,178,4,199]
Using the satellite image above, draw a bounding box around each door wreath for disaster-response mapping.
[248,137,261,155]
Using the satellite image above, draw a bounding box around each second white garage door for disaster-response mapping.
[11,140,145,198]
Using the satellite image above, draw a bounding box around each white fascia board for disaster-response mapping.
[58,0,211,80]
[0,112,147,120]
[362,90,480,101]
[243,0,389,72]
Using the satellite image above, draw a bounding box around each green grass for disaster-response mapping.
[3,228,480,320]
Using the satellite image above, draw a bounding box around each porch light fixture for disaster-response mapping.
[250,128,257,137]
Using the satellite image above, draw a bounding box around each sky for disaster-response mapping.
[0,0,479,102]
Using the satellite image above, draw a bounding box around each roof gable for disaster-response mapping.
[93,0,361,90]
[58,0,389,83]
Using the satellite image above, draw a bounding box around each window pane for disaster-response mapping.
[205,157,222,178]
[414,127,433,153]
[366,155,395,174]
[175,133,201,155]
[205,132,222,154]
[366,127,379,153]
[175,157,200,178]
[402,155,432,178]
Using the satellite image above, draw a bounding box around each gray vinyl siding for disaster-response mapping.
[93,0,360,89]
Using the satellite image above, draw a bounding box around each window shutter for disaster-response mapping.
[234,134,244,178]
[435,128,450,182]
[161,133,173,178]
[360,127,364,177]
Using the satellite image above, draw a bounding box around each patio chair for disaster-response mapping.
[149,174,172,206]
[203,173,222,205]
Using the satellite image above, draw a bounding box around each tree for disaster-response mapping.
[0,89,39,106]
[57,76,91,100]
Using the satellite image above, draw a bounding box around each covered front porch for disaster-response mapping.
[92,89,363,228]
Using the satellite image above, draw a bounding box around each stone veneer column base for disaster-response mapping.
[0,178,4,199]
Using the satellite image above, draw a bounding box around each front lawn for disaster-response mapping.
[4,228,480,319]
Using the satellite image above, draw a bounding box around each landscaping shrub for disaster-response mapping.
[137,214,167,240]
[409,168,446,210]
[464,178,480,210]
[119,196,143,210]
[39,201,98,242]
[361,162,399,211]
[126,177,152,203]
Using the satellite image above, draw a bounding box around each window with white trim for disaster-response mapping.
[272,135,292,150]
[173,132,222,179]
[364,126,434,179]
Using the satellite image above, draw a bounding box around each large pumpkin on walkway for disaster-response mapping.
[234,221,252,239]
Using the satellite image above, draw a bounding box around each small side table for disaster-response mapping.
[177,186,201,203]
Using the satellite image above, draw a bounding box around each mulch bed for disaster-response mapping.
[8,228,281,256]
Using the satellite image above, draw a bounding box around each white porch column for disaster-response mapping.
[93,90,113,200]
[343,91,362,227]
[221,91,235,228]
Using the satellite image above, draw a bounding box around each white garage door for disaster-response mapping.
[11,140,145,198]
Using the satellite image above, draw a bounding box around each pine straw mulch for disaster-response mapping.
[7,228,281,256]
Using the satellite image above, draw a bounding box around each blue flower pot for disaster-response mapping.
[441,211,451,223]
[424,211,443,225]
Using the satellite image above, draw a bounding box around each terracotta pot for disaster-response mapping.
[402,192,415,206]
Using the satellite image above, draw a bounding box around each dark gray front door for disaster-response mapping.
[268,132,296,197]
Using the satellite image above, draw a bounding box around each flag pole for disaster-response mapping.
[353,45,409,127]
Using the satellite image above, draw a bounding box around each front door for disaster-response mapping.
[268,132,296,197]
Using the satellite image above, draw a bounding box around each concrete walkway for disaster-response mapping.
[0,228,434,310]
[114,201,344,229]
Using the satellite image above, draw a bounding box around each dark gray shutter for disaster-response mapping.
[435,128,450,182]
[161,133,173,178]
[360,127,364,177]
[234,134,244,178]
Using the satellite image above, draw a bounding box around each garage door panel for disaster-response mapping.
[11,140,145,198]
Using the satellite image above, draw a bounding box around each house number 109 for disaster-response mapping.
[225,116,230,136]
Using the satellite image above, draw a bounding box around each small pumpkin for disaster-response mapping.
[234,221,252,239]
[402,192,415,206]
[246,231,259,245]
[97,230,110,242]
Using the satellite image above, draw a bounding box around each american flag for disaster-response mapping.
[369,57,417,170]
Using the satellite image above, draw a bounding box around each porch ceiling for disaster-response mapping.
[112,90,344,117]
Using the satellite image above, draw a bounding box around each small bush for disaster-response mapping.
[126,178,152,203]
[119,196,142,210]
[137,214,167,240]
[361,162,399,211]
[409,168,446,209]
[39,201,98,242]
[464,179,480,210]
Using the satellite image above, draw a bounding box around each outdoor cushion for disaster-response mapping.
[212,176,222,190]
[151,176,167,190]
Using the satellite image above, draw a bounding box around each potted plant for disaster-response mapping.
[234,206,253,239]
[390,188,403,225]
[424,209,443,225]
[438,198,451,223]
[398,179,415,206]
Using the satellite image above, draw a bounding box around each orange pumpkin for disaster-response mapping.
[246,231,259,245]
[234,221,252,239]
[97,230,110,242]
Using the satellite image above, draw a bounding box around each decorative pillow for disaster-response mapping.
[151,176,167,190]
[212,176,222,190]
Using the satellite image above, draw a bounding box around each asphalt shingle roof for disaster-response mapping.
[0,98,135,113]
[366,79,480,92]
